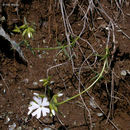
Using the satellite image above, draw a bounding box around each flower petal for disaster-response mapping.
[32,108,41,119]
[28,109,33,115]
[33,93,39,96]
[33,96,42,105]
[57,93,63,97]
[51,109,55,116]
[39,79,44,82]
[30,101,39,108]
[42,107,50,117]
[42,97,49,106]
[28,101,39,115]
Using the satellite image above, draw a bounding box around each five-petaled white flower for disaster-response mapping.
[28,96,50,119]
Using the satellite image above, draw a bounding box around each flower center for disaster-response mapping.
[40,105,43,108]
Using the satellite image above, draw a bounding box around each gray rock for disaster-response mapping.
[0,26,27,62]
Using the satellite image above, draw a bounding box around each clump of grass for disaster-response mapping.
[13,17,35,54]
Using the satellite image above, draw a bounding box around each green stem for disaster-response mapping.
[57,47,108,105]
[33,36,79,51]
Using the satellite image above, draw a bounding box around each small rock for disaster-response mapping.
[43,39,46,43]
[38,54,42,59]
[92,123,96,128]
[42,51,46,54]
[121,70,127,76]
[97,113,103,117]
[22,93,25,97]
[9,123,16,130]
[3,89,6,93]
[33,82,38,86]
[43,128,52,130]
[5,116,10,124]
[23,78,29,84]
[16,127,22,130]
[0,83,3,87]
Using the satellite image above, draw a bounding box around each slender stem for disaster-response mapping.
[57,47,108,105]
[33,36,79,51]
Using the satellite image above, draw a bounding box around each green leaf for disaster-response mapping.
[28,27,35,33]
[19,24,27,29]
[13,26,21,33]
[22,29,27,37]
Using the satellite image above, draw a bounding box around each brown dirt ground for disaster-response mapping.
[0,0,130,130]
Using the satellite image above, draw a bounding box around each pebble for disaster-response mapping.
[5,116,10,124]
[121,70,127,76]
[23,78,29,84]
[43,39,46,43]
[97,113,103,117]
[9,123,16,130]
[16,127,22,130]
[38,54,42,59]
[3,89,6,93]
[43,128,52,130]
[33,82,38,86]
[42,51,46,54]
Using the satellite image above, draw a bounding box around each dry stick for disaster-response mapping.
[67,0,78,18]
[57,45,108,105]
[74,72,119,130]
[60,0,96,71]
[78,58,93,130]
[56,115,67,130]
[62,1,76,73]
[0,73,9,89]
[47,62,68,77]
[97,0,130,40]
[114,0,124,18]
[111,69,115,118]
[79,94,92,130]
[77,21,109,129]
[56,1,119,129]
[106,69,115,123]
[59,0,74,70]
[93,99,119,130]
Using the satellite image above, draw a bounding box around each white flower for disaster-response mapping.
[28,32,31,38]
[28,96,50,119]
[39,79,44,82]
[57,93,63,97]
[51,109,55,116]
[33,93,39,96]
